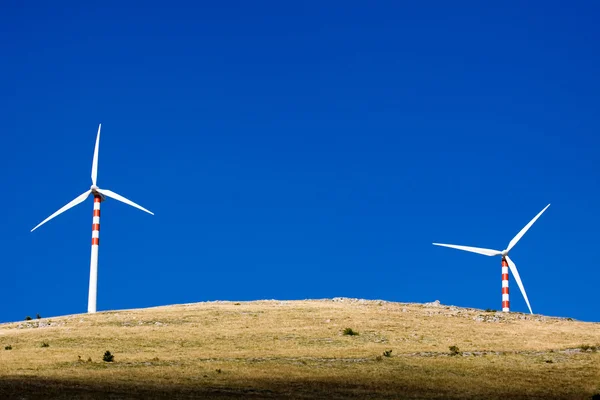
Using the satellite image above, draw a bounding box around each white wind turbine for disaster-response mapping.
[31,124,154,313]
[433,204,550,314]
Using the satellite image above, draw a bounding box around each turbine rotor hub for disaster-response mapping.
[90,185,105,201]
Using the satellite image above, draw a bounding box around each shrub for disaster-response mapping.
[383,349,393,357]
[215,369,222,373]
[41,342,49,348]
[484,308,496,313]
[4,345,12,350]
[25,316,32,321]
[87,357,92,362]
[343,328,359,336]
[449,345,461,356]
[103,351,114,362]
[580,344,591,352]
[36,314,41,319]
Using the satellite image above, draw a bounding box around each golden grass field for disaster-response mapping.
[0,298,599,399]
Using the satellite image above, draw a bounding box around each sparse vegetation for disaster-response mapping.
[342,327,359,336]
[103,351,114,362]
[580,344,591,351]
[484,308,496,312]
[0,299,598,399]
[25,316,32,321]
[4,345,12,350]
[449,345,461,356]
[383,349,393,357]
[40,342,49,348]
[36,313,42,319]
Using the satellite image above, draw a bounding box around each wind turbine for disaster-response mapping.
[31,124,154,313]
[433,204,550,314]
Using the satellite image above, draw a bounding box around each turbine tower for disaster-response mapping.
[31,124,154,313]
[433,204,550,314]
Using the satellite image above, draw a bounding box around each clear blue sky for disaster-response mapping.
[1,2,599,323]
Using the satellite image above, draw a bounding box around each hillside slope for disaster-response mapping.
[1,298,599,399]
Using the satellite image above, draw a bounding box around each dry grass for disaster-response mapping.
[1,298,599,399]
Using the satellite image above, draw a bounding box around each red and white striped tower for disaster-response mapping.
[501,257,509,312]
[88,194,102,313]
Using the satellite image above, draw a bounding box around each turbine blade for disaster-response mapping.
[31,190,91,232]
[505,255,533,314]
[432,243,502,257]
[507,204,550,252]
[97,189,154,215]
[91,124,101,186]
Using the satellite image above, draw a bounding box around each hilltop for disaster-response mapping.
[0,298,599,399]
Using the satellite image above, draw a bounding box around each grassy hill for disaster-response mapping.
[1,298,599,399]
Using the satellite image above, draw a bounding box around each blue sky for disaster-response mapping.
[1,2,599,323]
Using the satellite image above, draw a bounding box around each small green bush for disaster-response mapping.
[343,328,359,336]
[36,314,42,319]
[484,308,496,312]
[41,342,49,348]
[103,351,114,362]
[580,344,591,352]
[449,345,461,356]
[4,345,12,350]
[25,316,32,321]
[383,349,393,357]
